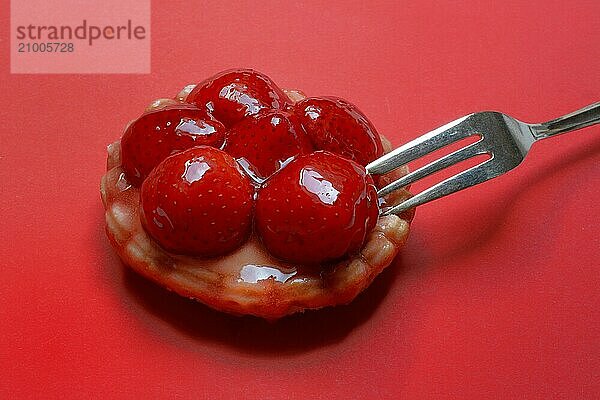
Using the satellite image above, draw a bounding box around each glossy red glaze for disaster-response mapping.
[294,96,384,165]
[187,69,290,127]
[132,71,384,263]
[140,146,254,257]
[224,110,314,180]
[255,151,379,265]
[121,104,226,186]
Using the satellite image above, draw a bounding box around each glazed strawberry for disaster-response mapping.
[140,146,254,257]
[255,151,379,265]
[121,104,226,186]
[293,96,384,166]
[223,110,313,180]
[186,69,289,127]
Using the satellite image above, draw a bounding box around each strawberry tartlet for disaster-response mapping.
[101,69,413,319]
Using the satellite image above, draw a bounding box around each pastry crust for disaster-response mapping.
[101,89,413,319]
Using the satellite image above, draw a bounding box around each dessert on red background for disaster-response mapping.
[101,69,413,319]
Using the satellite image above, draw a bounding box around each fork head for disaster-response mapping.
[367,111,537,216]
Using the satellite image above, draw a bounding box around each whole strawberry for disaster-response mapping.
[187,69,290,127]
[121,104,226,186]
[293,96,384,166]
[140,146,254,257]
[224,110,313,180]
[255,151,379,265]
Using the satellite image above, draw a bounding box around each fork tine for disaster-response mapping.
[377,139,485,197]
[366,114,476,175]
[382,157,500,216]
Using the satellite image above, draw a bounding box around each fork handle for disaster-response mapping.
[532,101,600,139]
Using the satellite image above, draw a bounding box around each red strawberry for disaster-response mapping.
[293,96,384,165]
[121,104,226,186]
[223,110,314,180]
[255,151,379,265]
[186,69,290,127]
[140,146,254,257]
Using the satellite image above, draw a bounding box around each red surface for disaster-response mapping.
[1,1,599,398]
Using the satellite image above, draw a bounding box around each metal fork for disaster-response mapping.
[367,102,600,216]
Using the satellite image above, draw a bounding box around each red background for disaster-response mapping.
[1,1,599,398]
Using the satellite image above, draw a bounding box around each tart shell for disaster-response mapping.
[101,90,413,319]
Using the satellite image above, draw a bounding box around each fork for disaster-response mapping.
[366,102,600,216]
